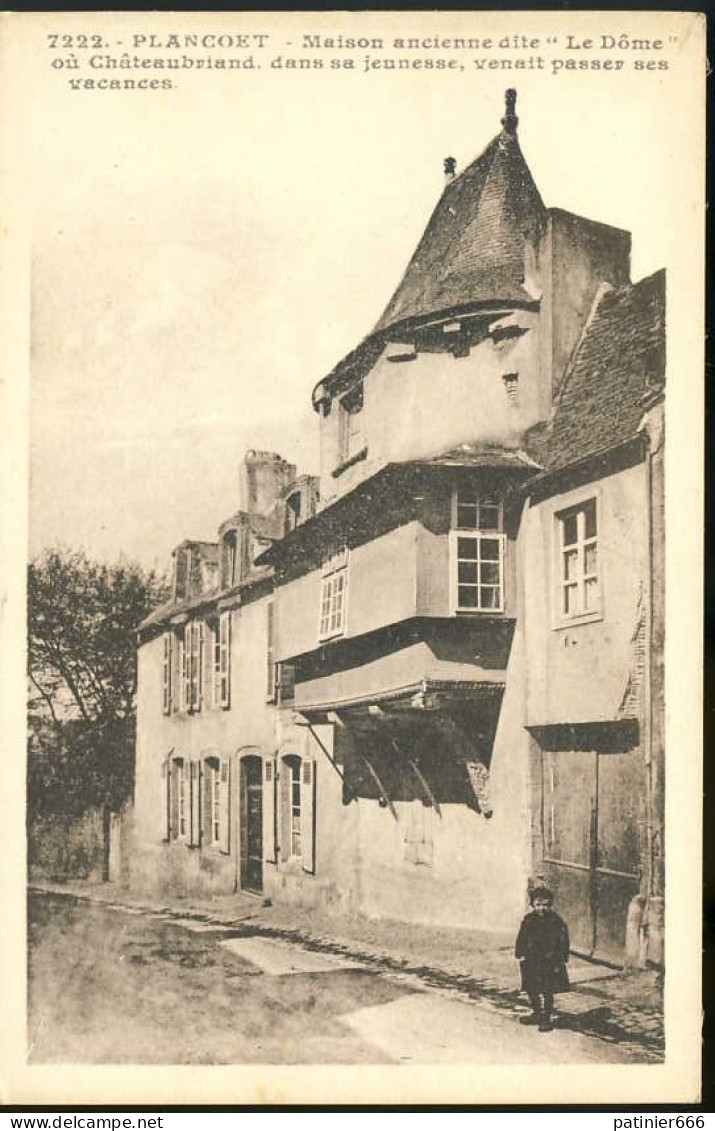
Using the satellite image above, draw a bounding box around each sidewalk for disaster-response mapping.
[29,880,664,1058]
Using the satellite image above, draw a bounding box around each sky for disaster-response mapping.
[24,11,686,572]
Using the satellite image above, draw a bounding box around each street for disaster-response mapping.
[28,893,652,1065]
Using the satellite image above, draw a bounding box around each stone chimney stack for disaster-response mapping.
[240,450,296,517]
[501,88,518,134]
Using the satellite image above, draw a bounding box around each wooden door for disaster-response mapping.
[541,748,643,962]
[542,749,597,955]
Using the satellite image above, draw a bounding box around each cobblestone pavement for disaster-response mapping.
[29,881,664,1060]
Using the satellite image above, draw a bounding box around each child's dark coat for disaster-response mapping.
[515,908,570,995]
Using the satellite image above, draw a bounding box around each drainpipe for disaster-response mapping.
[638,399,665,967]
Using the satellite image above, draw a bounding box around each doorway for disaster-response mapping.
[240,755,263,893]
[541,747,644,962]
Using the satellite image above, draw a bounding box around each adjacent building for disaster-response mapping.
[133,91,665,967]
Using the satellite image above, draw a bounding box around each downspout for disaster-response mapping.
[638,401,665,967]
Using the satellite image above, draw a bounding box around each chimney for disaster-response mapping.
[501,88,518,135]
[240,450,296,517]
[444,156,457,184]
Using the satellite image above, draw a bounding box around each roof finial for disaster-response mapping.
[444,156,457,183]
[501,88,518,134]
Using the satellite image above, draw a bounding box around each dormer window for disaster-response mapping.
[450,487,505,613]
[173,546,192,602]
[285,490,302,534]
[221,531,238,589]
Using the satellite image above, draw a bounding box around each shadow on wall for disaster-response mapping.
[336,708,499,812]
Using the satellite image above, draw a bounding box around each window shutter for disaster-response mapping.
[161,759,171,841]
[189,761,201,846]
[266,602,275,701]
[182,623,191,711]
[219,611,231,708]
[219,759,230,854]
[278,662,296,704]
[202,760,212,844]
[162,635,172,714]
[170,759,180,839]
[209,621,220,709]
[263,758,277,863]
[300,759,316,875]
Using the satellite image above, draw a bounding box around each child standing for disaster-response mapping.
[515,885,570,1032]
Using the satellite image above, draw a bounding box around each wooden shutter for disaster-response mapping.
[219,759,230,854]
[263,758,277,863]
[189,761,201,846]
[170,759,180,839]
[278,662,296,704]
[266,601,275,701]
[182,623,191,711]
[202,759,213,844]
[162,635,172,714]
[161,758,171,841]
[219,611,231,708]
[300,759,316,874]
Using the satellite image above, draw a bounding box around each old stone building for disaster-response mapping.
[133,91,665,967]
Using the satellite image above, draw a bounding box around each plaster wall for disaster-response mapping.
[132,596,276,896]
[524,463,645,726]
[321,314,542,503]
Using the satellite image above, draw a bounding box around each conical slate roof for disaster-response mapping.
[314,92,547,406]
[374,90,546,336]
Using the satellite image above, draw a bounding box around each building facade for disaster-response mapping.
[133,91,665,967]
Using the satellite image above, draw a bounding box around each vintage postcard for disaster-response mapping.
[0,9,705,1107]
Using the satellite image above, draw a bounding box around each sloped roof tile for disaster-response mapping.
[536,269,665,471]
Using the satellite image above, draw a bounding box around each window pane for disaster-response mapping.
[479,504,500,531]
[458,586,478,608]
[563,583,578,615]
[562,513,578,547]
[584,578,599,610]
[479,587,500,609]
[584,542,598,575]
[480,561,500,585]
[583,499,597,539]
[458,561,478,584]
[457,537,478,560]
[480,538,500,561]
[563,548,579,581]
[457,504,478,529]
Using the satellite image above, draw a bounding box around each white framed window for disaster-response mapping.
[182,621,203,712]
[450,487,505,613]
[338,383,365,464]
[289,756,302,859]
[279,755,316,872]
[318,546,348,641]
[204,757,221,847]
[557,497,600,619]
[174,757,189,840]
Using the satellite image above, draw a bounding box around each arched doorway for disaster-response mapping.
[240,754,263,893]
